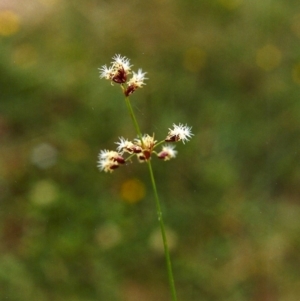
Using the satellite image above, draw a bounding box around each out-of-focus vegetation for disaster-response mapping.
[1,0,300,300]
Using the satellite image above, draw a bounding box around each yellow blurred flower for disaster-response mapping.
[0,10,20,36]
[256,44,282,71]
[120,178,145,204]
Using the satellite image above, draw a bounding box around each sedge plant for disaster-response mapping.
[97,54,193,301]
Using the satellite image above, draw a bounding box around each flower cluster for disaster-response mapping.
[98,55,194,173]
[97,124,193,173]
[99,54,147,96]
[165,123,194,144]
[97,150,125,173]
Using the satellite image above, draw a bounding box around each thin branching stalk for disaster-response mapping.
[124,96,178,301]
[99,55,193,300]
[124,93,143,143]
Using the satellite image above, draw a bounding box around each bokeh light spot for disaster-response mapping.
[30,143,58,169]
[120,178,145,204]
[149,227,178,254]
[183,47,206,73]
[292,63,300,84]
[29,180,58,206]
[256,44,282,71]
[0,10,20,36]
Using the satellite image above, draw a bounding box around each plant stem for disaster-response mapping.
[124,95,178,301]
[125,96,143,142]
[146,160,178,301]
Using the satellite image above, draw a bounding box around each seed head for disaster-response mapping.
[165,123,193,144]
[157,144,177,161]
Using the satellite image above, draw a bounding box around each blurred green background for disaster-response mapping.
[1,0,300,300]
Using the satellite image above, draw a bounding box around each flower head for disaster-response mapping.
[125,69,148,96]
[99,54,132,84]
[165,123,193,144]
[157,144,177,161]
[99,55,148,96]
[111,54,132,73]
[97,150,125,173]
[99,65,114,80]
[115,137,142,154]
[134,134,156,162]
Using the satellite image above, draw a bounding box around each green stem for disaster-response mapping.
[154,139,166,148]
[146,160,178,301]
[125,96,143,143]
[124,95,178,301]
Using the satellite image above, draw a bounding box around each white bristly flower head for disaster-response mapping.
[134,134,156,150]
[97,150,125,173]
[115,137,142,154]
[99,54,132,84]
[157,144,177,161]
[99,55,148,96]
[115,137,130,153]
[134,134,156,162]
[165,123,194,144]
[128,69,147,87]
[99,65,114,80]
[124,69,148,97]
[99,149,112,160]
[98,157,116,173]
[111,54,132,73]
